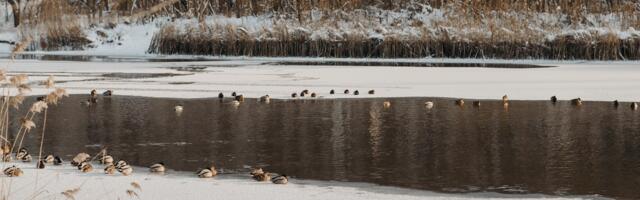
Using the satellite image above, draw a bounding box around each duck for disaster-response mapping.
[502,95,509,103]
[310,93,317,98]
[118,164,133,176]
[100,155,114,165]
[614,100,620,108]
[473,101,481,108]
[259,95,271,103]
[3,166,23,177]
[36,160,45,169]
[368,90,375,95]
[291,93,298,98]
[383,101,391,108]
[300,91,306,97]
[302,90,309,95]
[250,168,264,176]
[353,90,360,95]
[115,160,128,169]
[43,155,54,164]
[80,162,94,173]
[53,156,63,165]
[197,165,217,178]
[271,174,288,184]
[252,172,272,182]
[231,92,237,97]
[71,153,91,166]
[16,148,28,160]
[218,93,224,99]
[21,154,32,162]
[455,99,465,106]
[425,101,434,109]
[571,98,583,106]
[550,96,558,104]
[632,102,639,110]
[330,89,335,95]
[344,89,350,94]
[235,95,245,102]
[104,164,117,175]
[149,162,166,173]
[103,90,113,96]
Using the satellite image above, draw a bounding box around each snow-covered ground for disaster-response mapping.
[0,161,604,200]
[1,57,639,102]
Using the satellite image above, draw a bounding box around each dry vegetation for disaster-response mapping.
[7,0,640,59]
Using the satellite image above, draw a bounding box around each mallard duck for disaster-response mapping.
[330,89,335,95]
[368,90,375,95]
[455,99,465,106]
[16,147,28,160]
[53,156,63,165]
[104,164,117,175]
[300,91,306,97]
[383,101,391,108]
[149,162,166,173]
[632,102,639,110]
[103,90,113,96]
[100,155,114,165]
[197,165,217,178]
[571,98,582,106]
[43,155,54,164]
[353,90,360,95]
[425,101,434,109]
[71,153,91,166]
[252,172,271,182]
[271,174,288,184]
[3,166,23,177]
[80,162,94,173]
[260,95,271,103]
[550,96,558,104]
[344,89,350,94]
[235,95,245,102]
[115,160,128,169]
[291,93,297,98]
[118,164,133,176]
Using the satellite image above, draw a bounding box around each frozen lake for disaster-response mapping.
[13,95,640,199]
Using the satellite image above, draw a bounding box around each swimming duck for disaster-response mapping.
[149,162,166,173]
[302,90,309,95]
[354,90,360,95]
[79,162,94,173]
[330,90,335,95]
[550,96,558,104]
[43,155,54,164]
[300,92,306,97]
[632,102,639,110]
[252,172,272,182]
[16,148,28,160]
[197,165,217,178]
[36,160,45,169]
[235,95,245,102]
[425,101,434,109]
[231,92,237,97]
[310,93,317,98]
[455,99,465,106]
[218,93,224,99]
[103,90,113,96]
[115,160,128,169]
[100,155,114,165]
[473,101,481,108]
[104,164,117,175]
[118,164,133,176]
[3,166,23,177]
[53,156,63,165]
[271,174,288,184]
[571,98,582,106]
[344,89,350,94]
[614,100,620,108]
[71,153,91,166]
[383,101,391,108]
[369,90,375,95]
[260,95,271,103]
[291,93,298,98]
[250,168,264,176]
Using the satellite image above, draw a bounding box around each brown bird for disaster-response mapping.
[455,99,465,106]
[571,98,583,106]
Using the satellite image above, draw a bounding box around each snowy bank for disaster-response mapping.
[0,161,602,200]
[1,57,639,102]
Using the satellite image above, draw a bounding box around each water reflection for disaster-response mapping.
[13,95,640,199]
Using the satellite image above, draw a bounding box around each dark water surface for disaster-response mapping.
[15,95,640,199]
